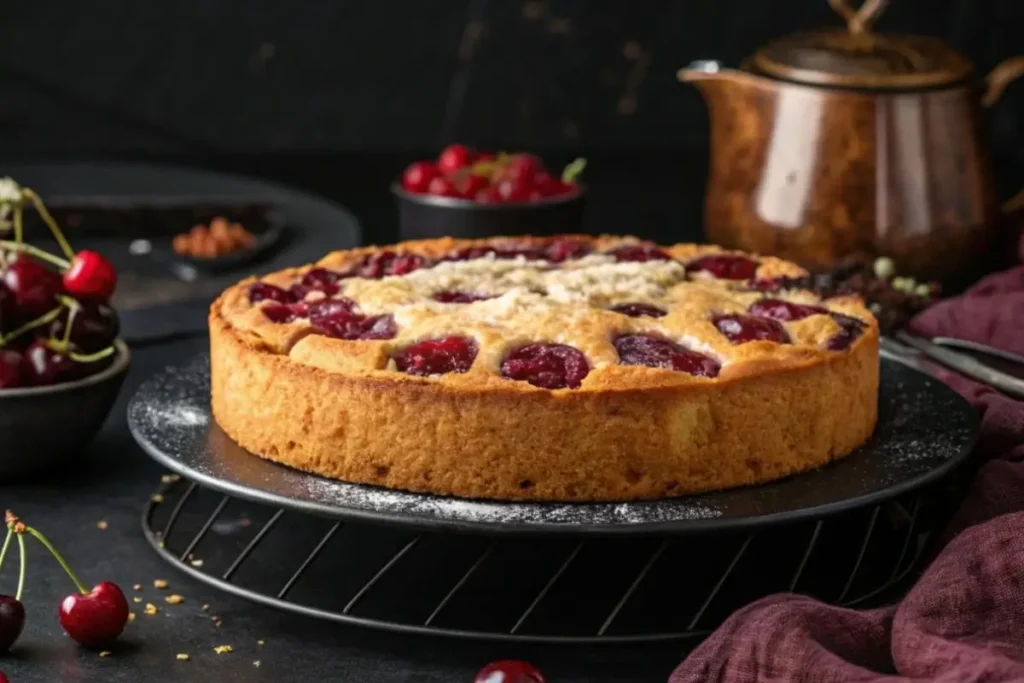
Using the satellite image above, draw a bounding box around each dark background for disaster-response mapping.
[1,0,1021,161]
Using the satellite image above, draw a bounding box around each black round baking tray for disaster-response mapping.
[128,355,977,536]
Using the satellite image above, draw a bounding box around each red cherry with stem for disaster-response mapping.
[400,161,441,193]
[474,659,546,683]
[23,338,73,385]
[63,250,117,301]
[0,597,24,653]
[2,255,62,320]
[8,513,129,648]
[507,154,543,184]
[47,302,120,353]
[59,582,130,648]
[437,144,473,174]
[496,178,531,203]
[0,351,25,389]
[460,174,489,199]
[426,176,459,198]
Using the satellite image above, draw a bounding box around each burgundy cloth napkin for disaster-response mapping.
[669,259,1024,683]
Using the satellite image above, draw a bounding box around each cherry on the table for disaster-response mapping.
[59,581,130,648]
[474,659,546,683]
[0,595,25,652]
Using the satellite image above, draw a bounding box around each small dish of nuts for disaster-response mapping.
[173,217,255,259]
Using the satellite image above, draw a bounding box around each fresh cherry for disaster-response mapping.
[0,351,24,388]
[507,154,542,184]
[23,339,74,385]
[614,334,720,377]
[474,659,546,683]
[713,314,789,344]
[426,176,459,198]
[748,298,827,322]
[248,282,296,304]
[0,671,9,683]
[609,244,671,263]
[0,283,12,335]
[2,255,62,320]
[59,581,130,648]
[496,177,532,203]
[0,596,25,652]
[500,343,590,389]
[437,144,473,174]
[460,174,489,199]
[475,186,504,203]
[393,336,478,376]
[47,302,120,353]
[432,290,493,303]
[825,313,866,351]
[62,250,117,301]
[545,239,592,262]
[400,161,441,193]
[688,254,759,280]
[608,302,666,318]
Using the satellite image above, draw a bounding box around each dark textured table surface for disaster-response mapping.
[0,152,1020,683]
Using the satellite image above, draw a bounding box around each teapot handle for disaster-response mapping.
[828,0,888,35]
[981,57,1024,214]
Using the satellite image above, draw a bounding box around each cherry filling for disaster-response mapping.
[713,314,789,344]
[608,302,667,318]
[826,313,866,351]
[687,254,759,280]
[248,282,296,304]
[614,334,720,377]
[545,239,592,262]
[261,303,305,324]
[432,290,494,303]
[307,299,396,340]
[748,298,827,322]
[500,343,590,389]
[358,251,432,278]
[393,336,478,376]
[445,243,546,262]
[609,244,671,263]
[747,275,812,293]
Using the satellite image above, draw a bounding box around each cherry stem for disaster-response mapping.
[0,306,62,346]
[13,205,22,246]
[561,157,586,184]
[14,534,24,602]
[0,240,70,269]
[22,189,75,262]
[24,526,87,595]
[68,346,115,364]
[61,302,78,347]
[0,529,12,574]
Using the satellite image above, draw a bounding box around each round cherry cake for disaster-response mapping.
[210,235,879,502]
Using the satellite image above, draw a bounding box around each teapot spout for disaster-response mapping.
[677,60,763,97]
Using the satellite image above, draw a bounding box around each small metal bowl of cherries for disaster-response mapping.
[392,144,587,240]
[0,179,129,477]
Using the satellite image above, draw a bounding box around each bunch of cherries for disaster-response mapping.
[0,179,120,389]
[0,511,129,655]
[400,144,584,203]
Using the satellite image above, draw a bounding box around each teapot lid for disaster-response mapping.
[749,0,973,89]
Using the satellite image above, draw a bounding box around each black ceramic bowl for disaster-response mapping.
[393,183,587,241]
[0,340,130,478]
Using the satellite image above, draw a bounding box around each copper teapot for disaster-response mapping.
[679,0,1023,284]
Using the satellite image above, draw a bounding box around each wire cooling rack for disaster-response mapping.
[142,475,962,644]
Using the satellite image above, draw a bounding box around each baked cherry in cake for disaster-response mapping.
[211,235,879,502]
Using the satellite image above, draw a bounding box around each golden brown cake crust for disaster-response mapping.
[210,235,879,502]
